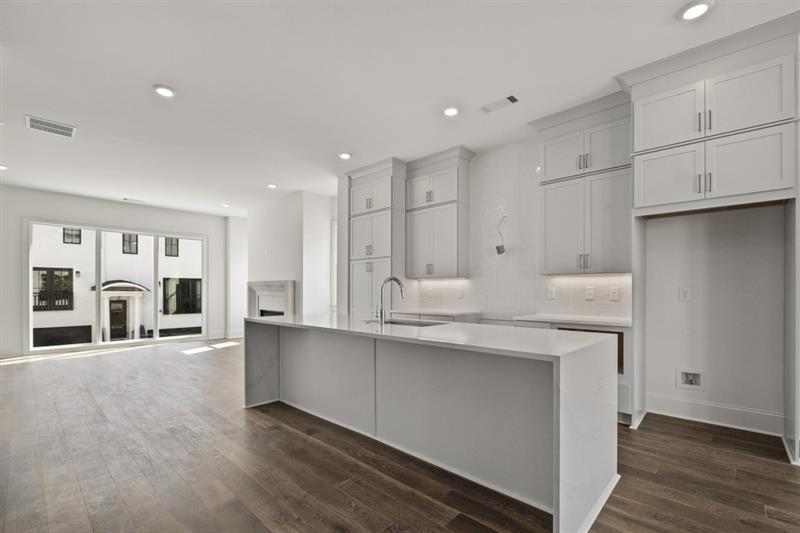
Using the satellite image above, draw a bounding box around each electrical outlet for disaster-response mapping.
[546,287,557,300]
[609,286,620,302]
[585,287,595,301]
[456,288,464,299]
[678,287,693,302]
[676,369,704,390]
[426,288,433,300]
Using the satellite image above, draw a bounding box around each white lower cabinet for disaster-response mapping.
[406,203,463,278]
[542,169,632,274]
[349,258,391,314]
[634,123,795,209]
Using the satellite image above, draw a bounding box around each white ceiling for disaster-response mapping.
[1,1,798,217]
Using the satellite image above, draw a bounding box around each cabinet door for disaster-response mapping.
[350,215,371,259]
[585,170,632,273]
[429,167,459,205]
[350,181,372,216]
[349,261,372,313]
[370,211,392,258]
[370,258,392,311]
[633,143,705,208]
[430,203,459,277]
[541,131,584,181]
[406,209,431,278]
[542,179,584,274]
[371,177,392,211]
[585,118,631,173]
[706,55,796,136]
[634,81,705,151]
[406,175,430,210]
[705,123,795,199]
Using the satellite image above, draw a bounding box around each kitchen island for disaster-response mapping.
[244,314,618,533]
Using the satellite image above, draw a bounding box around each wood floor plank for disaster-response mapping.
[2,340,797,533]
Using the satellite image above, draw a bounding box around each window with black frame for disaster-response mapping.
[62,228,82,244]
[32,268,74,311]
[162,278,201,314]
[122,233,138,254]
[164,237,179,257]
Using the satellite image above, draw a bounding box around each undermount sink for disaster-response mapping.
[363,319,443,327]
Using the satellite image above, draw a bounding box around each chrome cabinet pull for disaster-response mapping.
[696,174,702,193]
[706,172,712,192]
[708,110,712,130]
[577,254,582,269]
[426,263,433,275]
[584,153,590,169]
[697,112,702,132]
[366,262,372,273]
[577,154,582,170]
[585,254,590,269]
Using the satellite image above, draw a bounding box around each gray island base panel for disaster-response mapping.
[244,314,619,533]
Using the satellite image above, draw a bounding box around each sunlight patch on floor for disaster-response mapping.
[211,341,240,349]
[181,346,215,355]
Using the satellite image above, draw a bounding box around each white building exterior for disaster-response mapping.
[30,223,203,347]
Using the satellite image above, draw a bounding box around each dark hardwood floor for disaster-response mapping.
[0,340,797,532]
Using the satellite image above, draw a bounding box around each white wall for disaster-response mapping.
[227,216,248,338]
[0,185,231,356]
[645,205,785,434]
[301,192,332,315]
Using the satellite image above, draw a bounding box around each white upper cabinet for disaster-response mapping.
[705,123,795,199]
[585,118,631,173]
[429,203,459,278]
[542,169,633,274]
[406,203,464,278]
[350,175,391,216]
[633,55,797,152]
[634,81,705,152]
[406,167,460,209]
[633,143,705,208]
[349,211,391,260]
[705,55,796,137]
[585,170,632,273]
[542,179,585,274]
[541,131,585,182]
[406,209,430,278]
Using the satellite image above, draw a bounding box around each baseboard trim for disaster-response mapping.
[629,410,647,430]
[782,436,800,466]
[646,393,783,436]
[576,473,620,533]
[244,398,280,409]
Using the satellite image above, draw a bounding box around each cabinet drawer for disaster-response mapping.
[634,143,705,208]
[706,123,795,199]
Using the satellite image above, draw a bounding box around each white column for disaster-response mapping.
[134,296,141,339]
[102,295,110,342]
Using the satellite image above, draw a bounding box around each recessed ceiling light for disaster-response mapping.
[677,0,715,21]
[153,84,176,98]
[0,164,7,171]
[443,107,459,117]
[222,203,231,208]
[267,184,277,189]
[338,152,352,160]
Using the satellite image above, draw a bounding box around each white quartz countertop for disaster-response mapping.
[390,308,481,316]
[245,313,612,362]
[513,313,632,328]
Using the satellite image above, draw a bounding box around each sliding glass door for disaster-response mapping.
[29,222,205,350]
[30,223,97,348]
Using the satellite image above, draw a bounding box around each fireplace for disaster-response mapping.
[247,280,295,319]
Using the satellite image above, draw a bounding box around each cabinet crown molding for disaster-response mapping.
[347,157,407,180]
[616,11,800,91]
[529,91,630,135]
[407,145,475,171]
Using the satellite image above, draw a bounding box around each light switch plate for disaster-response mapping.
[678,287,693,302]
[546,287,557,300]
[609,286,620,302]
[426,288,433,300]
[585,287,595,301]
[456,288,464,299]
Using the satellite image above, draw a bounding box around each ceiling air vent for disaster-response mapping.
[481,95,519,114]
[26,115,76,138]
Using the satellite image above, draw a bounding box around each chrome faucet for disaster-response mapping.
[377,276,405,325]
